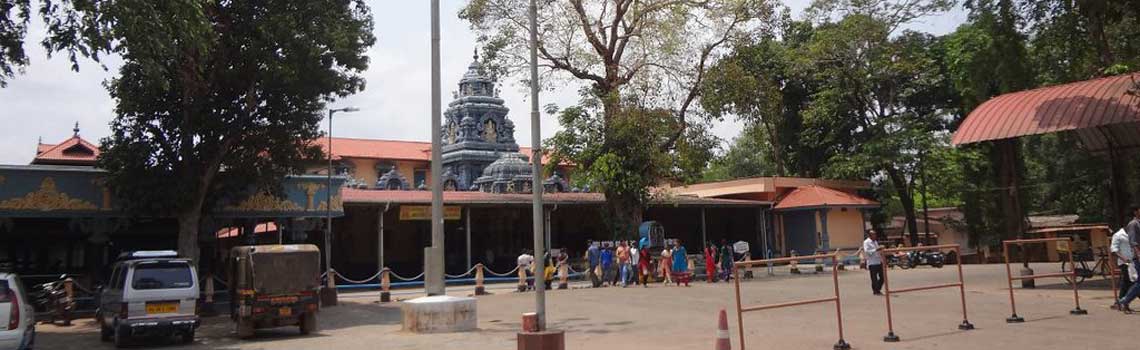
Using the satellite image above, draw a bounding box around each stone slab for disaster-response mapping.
[401,295,477,333]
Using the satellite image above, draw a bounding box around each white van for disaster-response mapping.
[96,251,199,348]
[0,272,35,350]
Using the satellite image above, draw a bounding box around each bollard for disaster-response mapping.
[790,252,801,274]
[61,277,74,326]
[202,274,216,315]
[474,264,488,295]
[380,268,391,302]
[322,269,339,306]
[558,263,569,290]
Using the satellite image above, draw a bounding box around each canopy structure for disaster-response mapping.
[952,72,1140,151]
[952,72,1140,227]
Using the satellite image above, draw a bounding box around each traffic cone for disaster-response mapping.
[715,309,730,350]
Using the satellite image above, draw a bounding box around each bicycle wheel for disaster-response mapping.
[1063,260,1089,285]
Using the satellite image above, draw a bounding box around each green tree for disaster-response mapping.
[37,0,376,263]
[462,0,769,238]
[704,123,776,182]
[797,5,955,245]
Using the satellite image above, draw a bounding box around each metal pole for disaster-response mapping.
[1067,242,1086,314]
[427,0,445,296]
[832,255,849,350]
[701,208,707,250]
[955,246,973,329]
[921,151,930,244]
[466,207,472,270]
[324,108,338,305]
[379,206,386,271]
[528,0,546,331]
[734,264,744,350]
[1003,242,1023,322]
[882,253,897,342]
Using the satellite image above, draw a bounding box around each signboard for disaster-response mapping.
[399,205,462,221]
[734,241,750,254]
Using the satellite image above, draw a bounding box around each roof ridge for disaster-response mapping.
[995,72,1140,98]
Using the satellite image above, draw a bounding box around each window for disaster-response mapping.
[414,169,427,188]
[131,262,193,290]
[110,265,127,290]
[0,280,10,303]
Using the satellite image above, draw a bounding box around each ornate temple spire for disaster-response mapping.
[73,122,80,137]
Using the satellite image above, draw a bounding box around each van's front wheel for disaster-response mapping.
[299,312,318,335]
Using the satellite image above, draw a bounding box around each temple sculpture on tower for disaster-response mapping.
[441,51,566,193]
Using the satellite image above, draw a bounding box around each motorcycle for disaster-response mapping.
[906,250,945,269]
[31,274,75,326]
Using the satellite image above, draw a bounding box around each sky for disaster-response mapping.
[0,1,967,165]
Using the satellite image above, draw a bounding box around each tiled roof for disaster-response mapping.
[33,136,100,166]
[316,137,555,164]
[773,185,878,211]
[342,188,767,207]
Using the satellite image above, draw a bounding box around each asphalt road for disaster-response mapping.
[35,263,1135,350]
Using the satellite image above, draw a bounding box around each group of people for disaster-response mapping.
[585,239,693,288]
[702,239,739,283]
[515,248,569,291]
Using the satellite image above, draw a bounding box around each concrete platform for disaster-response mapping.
[401,295,478,333]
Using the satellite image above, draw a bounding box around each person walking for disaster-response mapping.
[630,242,641,286]
[517,250,534,292]
[1110,228,1134,310]
[864,230,885,295]
[638,246,651,286]
[1113,206,1140,312]
[617,241,631,287]
[586,241,601,288]
[672,241,689,286]
[601,246,615,286]
[719,239,733,281]
[661,245,673,285]
[705,242,718,283]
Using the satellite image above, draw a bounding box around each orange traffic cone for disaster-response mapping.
[715,309,731,350]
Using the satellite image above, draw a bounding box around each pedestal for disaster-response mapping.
[1019,267,1035,289]
[321,286,338,306]
[517,330,565,350]
[401,295,477,333]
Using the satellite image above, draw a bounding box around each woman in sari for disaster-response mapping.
[672,241,689,286]
[705,242,718,283]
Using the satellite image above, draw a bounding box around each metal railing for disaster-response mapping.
[1002,237,1087,323]
[732,253,850,350]
[879,244,974,342]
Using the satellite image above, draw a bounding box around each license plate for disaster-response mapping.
[146,302,179,314]
[279,307,292,317]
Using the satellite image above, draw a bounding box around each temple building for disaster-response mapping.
[0,57,882,287]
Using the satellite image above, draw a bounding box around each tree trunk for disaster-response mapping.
[177,210,201,264]
[603,190,643,241]
[886,167,919,246]
[765,122,784,177]
[995,139,1026,238]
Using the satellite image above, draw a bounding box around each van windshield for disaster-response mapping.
[132,261,193,290]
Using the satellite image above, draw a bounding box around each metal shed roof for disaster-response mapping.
[951,73,1140,151]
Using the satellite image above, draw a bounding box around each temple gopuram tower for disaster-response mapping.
[440,52,521,190]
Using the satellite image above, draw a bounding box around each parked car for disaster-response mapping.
[0,272,35,350]
[228,244,321,339]
[96,251,199,348]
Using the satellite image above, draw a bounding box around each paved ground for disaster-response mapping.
[36,263,1134,349]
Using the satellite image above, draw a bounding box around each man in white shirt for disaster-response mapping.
[1115,206,1140,312]
[630,244,641,286]
[1111,228,1134,305]
[517,250,534,291]
[863,230,884,295]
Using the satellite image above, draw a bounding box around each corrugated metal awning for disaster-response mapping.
[951,73,1140,151]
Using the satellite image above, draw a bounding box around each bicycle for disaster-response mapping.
[1060,247,1114,285]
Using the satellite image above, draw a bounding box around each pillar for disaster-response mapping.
[819,208,831,251]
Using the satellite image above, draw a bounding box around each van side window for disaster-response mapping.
[112,265,128,290]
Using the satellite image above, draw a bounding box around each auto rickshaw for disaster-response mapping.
[228,244,321,339]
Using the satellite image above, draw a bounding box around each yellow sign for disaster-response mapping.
[399,205,462,221]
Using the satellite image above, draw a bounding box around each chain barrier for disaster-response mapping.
[444,266,480,279]
[484,266,521,277]
[388,271,426,281]
[336,271,383,284]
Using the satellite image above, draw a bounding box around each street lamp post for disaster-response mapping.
[324,106,359,307]
[527,0,546,331]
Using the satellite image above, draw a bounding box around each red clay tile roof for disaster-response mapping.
[951,72,1140,150]
[33,136,100,166]
[342,188,767,207]
[316,137,557,164]
[773,185,878,211]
